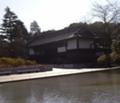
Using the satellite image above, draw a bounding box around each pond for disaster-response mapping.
[0,69,120,103]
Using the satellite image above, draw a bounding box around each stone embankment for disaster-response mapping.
[0,66,119,83]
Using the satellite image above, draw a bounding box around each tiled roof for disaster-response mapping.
[29,26,95,47]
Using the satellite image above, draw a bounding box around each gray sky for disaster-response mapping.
[0,0,112,31]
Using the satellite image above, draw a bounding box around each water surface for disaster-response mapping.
[0,70,120,103]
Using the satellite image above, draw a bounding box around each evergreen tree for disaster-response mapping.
[0,7,29,58]
[0,35,8,56]
[2,7,18,43]
[30,21,41,36]
[11,20,28,57]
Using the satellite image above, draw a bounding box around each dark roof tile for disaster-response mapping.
[29,26,95,47]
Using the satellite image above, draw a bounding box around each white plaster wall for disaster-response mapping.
[79,39,93,49]
[29,49,35,55]
[57,46,66,53]
[67,39,77,50]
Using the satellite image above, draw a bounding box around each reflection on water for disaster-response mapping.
[0,70,120,103]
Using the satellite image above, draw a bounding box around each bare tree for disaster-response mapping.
[93,0,120,23]
[92,0,120,49]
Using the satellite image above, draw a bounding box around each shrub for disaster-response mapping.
[0,57,15,67]
[0,57,37,68]
[111,40,120,54]
[97,54,111,64]
[13,58,26,67]
[25,60,37,65]
[110,52,120,64]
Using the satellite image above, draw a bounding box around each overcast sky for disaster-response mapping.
[0,0,113,31]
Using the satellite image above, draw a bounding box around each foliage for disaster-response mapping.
[110,52,120,64]
[25,59,37,65]
[97,54,111,64]
[92,0,120,49]
[11,20,29,57]
[97,40,120,65]
[110,40,120,64]
[111,40,120,53]
[0,57,37,68]
[30,20,41,36]
[1,7,18,42]
[0,7,29,58]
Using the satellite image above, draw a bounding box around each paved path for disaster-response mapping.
[0,67,119,83]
